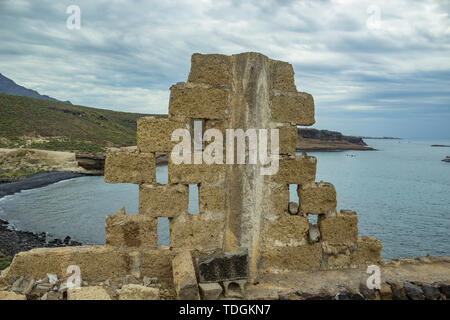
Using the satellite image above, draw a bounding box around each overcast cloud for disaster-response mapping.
[0,0,449,138]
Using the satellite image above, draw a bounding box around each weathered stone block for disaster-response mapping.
[119,284,160,300]
[199,184,225,213]
[170,212,225,250]
[168,154,225,184]
[139,184,189,217]
[262,213,309,247]
[270,60,297,92]
[0,291,26,300]
[172,250,200,300]
[139,247,176,290]
[197,250,249,283]
[67,286,111,300]
[260,243,323,272]
[188,53,231,87]
[318,210,358,244]
[277,125,298,155]
[321,242,352,269]
[298,181,337,214]
[266,183,289,214]
[137,117,189,153]
[169,82,228,119]
[352,236,382,265]
[270,154,316,184]
[104,150,155,184]
[198,282,223,300]
[271,91,315,125]
[105,208,157,247]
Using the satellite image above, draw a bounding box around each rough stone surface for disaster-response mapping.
[137,117,189,153]
[105,208,157,247]
[267,183,290,214]
[168,154,225,184]
[197,250,249,283]
[223,279,246,298]
[322,242,352,269]
[172,250,200,300]
[199,184,225,213]
[104,150,155,184]
[119,284,160,300]
[379,282,393,300]
[139,184,189,217]
[188,53,231,86]
[387,281,407,300]
[298,182,337,214]
[359,280,376,299]
[288,202,299,215]
[270,60,297,92]
[11,276,34,295]
[318,210,358,244]
[404,281,424,300]
[352,236,383,266]
[67,286,111,300]
[270,155,316,184]
[260,243,323,272]
[277,125,298,155]
[271,91,315,125]
[198,282,223,300]
[262,213,309,247]
[170,212,225,250]
[0,290,27,300]
[169,82,228,119]
[422,284,441,300]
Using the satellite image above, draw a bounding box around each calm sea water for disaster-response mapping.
[0,140,449,258]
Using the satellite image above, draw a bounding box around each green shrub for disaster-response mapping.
[0,250,12,271]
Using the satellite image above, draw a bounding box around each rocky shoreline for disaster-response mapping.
[0,218,81,258]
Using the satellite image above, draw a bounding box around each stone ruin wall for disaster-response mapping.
[0,52,383,298]
[103,52,382,276]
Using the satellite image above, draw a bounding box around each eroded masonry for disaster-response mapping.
[0,53,385,300]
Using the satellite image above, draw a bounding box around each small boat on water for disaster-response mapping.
[442,156,450,162]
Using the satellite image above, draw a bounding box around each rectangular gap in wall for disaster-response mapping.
[308,214,318,225]
[155,160,168,184]
[157,217,170,246]
[188,184,199,215]
[288,184,299,214]
[289,184,299,204]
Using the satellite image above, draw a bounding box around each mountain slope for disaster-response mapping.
[0,93,165,152]
[0,73,70,103]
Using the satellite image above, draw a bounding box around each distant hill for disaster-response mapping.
[0,93,165,152]
[0,73,71,104]
[297,128,374,151]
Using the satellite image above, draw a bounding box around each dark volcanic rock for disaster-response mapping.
[421,284,441,300]
[404,281,424,300]
[197,250,249,282]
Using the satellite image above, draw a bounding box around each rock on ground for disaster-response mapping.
[119,284,160,300]
[67,286,111,300]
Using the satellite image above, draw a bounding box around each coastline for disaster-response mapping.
[0,218,81,261]
[0,171,84,199]
[0,172,85,264]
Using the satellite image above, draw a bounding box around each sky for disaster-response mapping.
[0,0,449,139]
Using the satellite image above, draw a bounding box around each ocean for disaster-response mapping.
[0,139,449,259]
